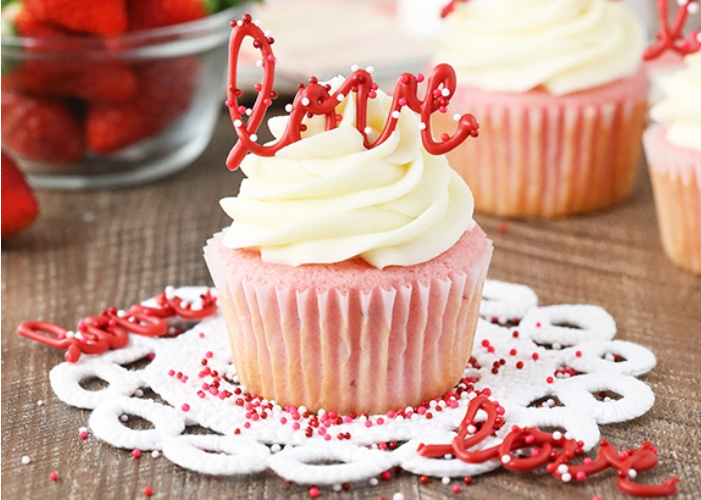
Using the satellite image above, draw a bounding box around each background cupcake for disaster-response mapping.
[204,19,492,414]
[644,50,701,274]
[433,0,648,217]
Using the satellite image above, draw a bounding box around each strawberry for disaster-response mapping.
[86,57,198,154]
[2,91,84,163]
[127,0,214,31]
[3,62,137,102]
[23,0,127,35]
[1,151,39,240]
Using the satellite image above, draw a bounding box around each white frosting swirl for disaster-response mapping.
[650,52,701,154]
[219,82,476,269]
[434,0,645,95]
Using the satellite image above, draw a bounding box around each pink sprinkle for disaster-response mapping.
[576,351,583,357]
[280,417,287,425]
[531,449,540,457]
[181,376,188,383]
[267,55,275,62]
[417,406,427,416]
[181,404,190,412]
[525,434,535,444]
[439,106,447,113]
[344,416,352,423]
[205,351,213,358]
[199,332,205,338]
[536,322,542,328]
[495,406,505,415]
[386,410,395,418]
[79,431,88,439]
[309,486,320,498]
[243,422,251,429]
[452,484,461,493]
[376,417,385,425]
[416,73,424,82]
[218,392,226,400]
[583,457,593,465]
[318,427,327,436]
[49,471,58,482]
[546,377,554,384]
[398,98,407,106]
[292,422,301,430]
[482,388,492,396]
[365,420,373,428]
[132,449,142,458]
[593,497,602,500]
[576,471,586,481]
[168,370,175,377]
[324,434,332,441]
[197,391,205,399]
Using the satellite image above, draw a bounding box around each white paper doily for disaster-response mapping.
[49,281,657,485]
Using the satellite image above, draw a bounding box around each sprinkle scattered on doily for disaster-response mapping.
[38,282,674,495]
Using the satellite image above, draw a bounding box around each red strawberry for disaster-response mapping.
[23,0,127,35]
[12,5,71,37]
[3,63,137,103]
[2,91,84,163]
[128,0,213,31]
[86,57,198,154]
[1,152,39,240]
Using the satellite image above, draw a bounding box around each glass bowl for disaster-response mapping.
[1,6,247,190]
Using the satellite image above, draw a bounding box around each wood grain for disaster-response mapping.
[2,112,700,499]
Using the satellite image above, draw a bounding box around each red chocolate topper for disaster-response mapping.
[419,394,680,497]
[224,14,479,171]
[645,0,701,60]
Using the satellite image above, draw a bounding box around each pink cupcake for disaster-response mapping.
[203,17,492,414]
[643,51,701,274]
[433,0,648,217]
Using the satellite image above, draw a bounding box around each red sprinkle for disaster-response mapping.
[497,222,508,233]
[143,487,153,497]
[452,484,461,493]
[49,471,58,482]
[132,449,142,458]
[420,475,429,484]
[309,486,320,498]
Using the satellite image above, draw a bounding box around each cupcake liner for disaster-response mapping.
[643,125,701,274]
[204,230,492,414]
[439,70,648,217]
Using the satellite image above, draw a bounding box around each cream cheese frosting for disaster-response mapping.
[434,0,645,96]
[650,51,701,154]
[219,81,476,269]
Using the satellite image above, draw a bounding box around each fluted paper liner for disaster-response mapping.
[644,125,701,274]
[437,70,648,217]
[204,230,492,414]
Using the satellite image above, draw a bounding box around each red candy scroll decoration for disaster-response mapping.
[418,394,680,497]
[225,14,479,170]
[644,0,701,60]
[440,0,468,18]
[17,290,217,363]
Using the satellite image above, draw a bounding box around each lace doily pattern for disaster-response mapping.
[49,282,657,484]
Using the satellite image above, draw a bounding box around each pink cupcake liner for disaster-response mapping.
[204,227,493,414]
[438,69,649,217]
[643,125,701,274]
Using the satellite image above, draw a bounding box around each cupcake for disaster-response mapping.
[433,0,648,217]
[203,16,492,414]
[643,51,701,274]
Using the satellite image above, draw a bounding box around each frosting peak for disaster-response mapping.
[435,0,645,95]
[220,83,476,269]
[650,52,701,153]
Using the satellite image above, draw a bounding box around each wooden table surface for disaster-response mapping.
[2,111,700,500]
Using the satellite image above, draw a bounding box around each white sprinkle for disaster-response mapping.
[75,332,84,340]
[444,454,453,460]
[561,472,572,482]
[285,104,293,113]
[336,93,345,102]
[364,126,373,135]
[165,286,175,298]
[250,134,258,142]
[245,108,252,116]
[393,493,405,500]
[604,396,612,402]
[453,113,462,122]
[418,122,427,130]
[66,331,75,339]
[254,19,262,26]
[391,110,401,119]
[552,343,562,350]
[564,432,573,440]
[553,431,563,440]
[691,2,700,14]
[547,399,555,407]
[333,484,342,492]
[271,444,281,453]
[301,97,310,106]
[298,406,307,414]
[369,478,379,486]
[37,400,44,406]
[167,327,176,335]
[441,88,450,97]
[21,456,31,464]
[237,20,243,26]
[629,468,638,478]
[604,352,615,362]
[441,477,451,485]
[264,29,273,37]
[134,389,144,397]
[79,427,88,434]
[366,65,375,73]
[151,450,160,458]
[255,59,263,68]
[467,425,477,435]
[120,415,129,422]
[234,119,243,128]
[557,464,569,474]
[351,64,359,72]
[501,455,511,464]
